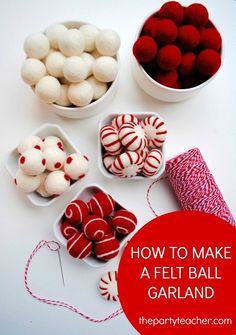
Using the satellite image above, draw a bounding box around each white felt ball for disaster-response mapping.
[36,172,51,197]
[18,135,44,154]
[24,32,50,60]
[81,52,95,76]
[43,146,66,171]
[44,170,70,196]
[21,58,47,85]
[63,56,88,83]
[45,24,68,49]
[59,29,85,56]
[56,84,71,106]
[92,56,118,82]
[18,148,46,176]
[35,76,61,103]
[45,51,66,77]
[68,81,93,107]
[79,24,99,52]
[43,136,64,149]
[15,169,41,193]
[64,153,89,180]
[87,76,108,100]
[96,29,120,56]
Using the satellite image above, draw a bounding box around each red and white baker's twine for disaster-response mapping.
[146,176,168,217]
[24,240,123,322]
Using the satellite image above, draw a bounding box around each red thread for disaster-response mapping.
[24,240,123,322]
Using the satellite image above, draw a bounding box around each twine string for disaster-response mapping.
[24,240,123,322]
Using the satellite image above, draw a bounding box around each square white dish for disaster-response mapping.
[5,123,82,207]
[54,184,132,268]
[98,112,166,179]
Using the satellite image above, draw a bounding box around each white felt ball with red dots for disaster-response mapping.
[18,148,46,176]
[103,153,116,172]
[141,116,167,148]
[111,151,144,178]
[142,149,163,177]
[44,171,70,196]
[94,235,120,261]
[89,191,115,218]
[60,220,78,240]
[43,146,66,171]
[111,114,139,130]
[17,135,44,154]
[67,232,92,259]
[99,271,119,301]
[43,136,64,150]
[100,125,122,156]
[65,199,89,224]
[118,122,148,151]
[14,169,41,193]
[112,209,137,234]
[64,153,89,180]
[82,215,108,241]
[36,172,51,197]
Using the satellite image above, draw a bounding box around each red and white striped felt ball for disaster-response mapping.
[89,192,115,218]
[65,199,89,224]
[100,125,122,155]
[112,209,137,234]
[142,149,163,176]
[118,122,148,151]
[111,151,144,178]
[141,116,167,148]
[67,232,92,259]
[99,271,119,301]
[103,152,116,172]
[112,114,139,130]
[94,235,120,261]
[60,220,78,239]
[82,215,108,241]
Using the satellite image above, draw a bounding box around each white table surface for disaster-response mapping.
[0,0,236,334]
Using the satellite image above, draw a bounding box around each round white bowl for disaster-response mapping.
[132,12,223,102]
[98,112,166,179]
[32,21,119,119]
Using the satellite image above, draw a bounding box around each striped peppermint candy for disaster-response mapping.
[100,125,122,155]
[99,271,119,301]
[137,147,149,162]
[118,122,148,151]
[141,116,167,148]
[142,149,163,177]
[112,114,139,130]
[111,151,144,178]
[103,152,117,172]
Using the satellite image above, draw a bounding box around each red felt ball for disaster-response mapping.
[182,75,200,88]
[106,217,116,236]
[154,69,178,87]
[178,25,200,50]
[133,36,158,63]
[159,1,184,25]
[94,235,120,261]
[185,3,209,28]
[112,209,137,235]
[89,192,115,218]
[143,17,159,35]
[179,52,196,75]
[197,49,221,76]
[65,199,89,224]
[200,28,222,51]
[67,232,92,259]
[82,215,108,241]
[171,80,182,89]
[60,220,78,239]
[157,44,182,70]
[151,19,177,45]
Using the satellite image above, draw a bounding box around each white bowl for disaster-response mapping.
[132,12,223,102]
[38,21,119,119]
[54,184,132,267]
[5,123,84,207]
[98,112,166,179]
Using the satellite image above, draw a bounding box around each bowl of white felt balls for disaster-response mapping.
[21,21,121,119]
[5,124,89,206]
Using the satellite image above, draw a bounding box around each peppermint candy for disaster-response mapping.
[111,151,144,178]
[118,122,148,151]
[141,116,167,148]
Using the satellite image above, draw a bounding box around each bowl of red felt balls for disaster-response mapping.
[54,184,137,267]
[132,1,223,102]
